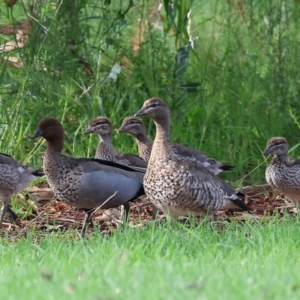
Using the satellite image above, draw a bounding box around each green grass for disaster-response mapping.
[1,0,300,184]
[1,216,300,300]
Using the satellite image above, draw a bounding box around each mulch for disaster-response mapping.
[0,184,297,240]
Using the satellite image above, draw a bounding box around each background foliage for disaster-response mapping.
[1,0,300,185]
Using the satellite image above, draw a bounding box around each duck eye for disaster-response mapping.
[96,121,108,126]
[48,123,53,127]
[150,103,157,108]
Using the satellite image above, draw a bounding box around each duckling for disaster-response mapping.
[118,116,233,175]
[0,153,43,228]
[263,137,300,203]
[84,116,147,168]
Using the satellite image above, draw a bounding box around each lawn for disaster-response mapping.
[1,217,300,300]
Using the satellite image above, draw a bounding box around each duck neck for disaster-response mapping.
[44,139,64,165]
[151,117,171,158]
[97,133,115,158]
[136,133,153,148]
[46,138,64,154]
[275,153,288,163]
[135,134,153,161]
[99,133,112,145]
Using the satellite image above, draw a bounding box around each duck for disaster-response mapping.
[118,117,152,162]
[0,153,44,228]
[134,97,251,218]
[118,116,233,175]
[33,117,145,238]
[84,116,147,168]
[263,137,300,203]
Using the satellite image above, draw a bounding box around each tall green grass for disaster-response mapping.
[1,0,300,185]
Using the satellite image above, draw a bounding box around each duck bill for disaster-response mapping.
[83,126,93,135]
[134,108,146,117]
[33,128,43,139]
[117,125,126,133]
[262,148,271,155]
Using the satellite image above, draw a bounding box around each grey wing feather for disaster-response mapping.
[0,153,19,166]
[77,159,145,183]
[172,144,208,162]
[172,144,233,175]
[188,161,236,193]
[286,157,300,167]
[77,170,142,209]
[187,161,251,211]
[116,152,147,168]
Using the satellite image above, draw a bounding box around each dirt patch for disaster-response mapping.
[0,184,296,239]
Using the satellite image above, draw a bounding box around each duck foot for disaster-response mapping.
[80,209,94,238]
[7,204,19,222]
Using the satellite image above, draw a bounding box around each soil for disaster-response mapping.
[0,184,296,240]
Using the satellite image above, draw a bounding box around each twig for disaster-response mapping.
[237,156,270,183]
[89,191,118,218]
[18,195,56,236]
[25,187,52,193]
[18,177,81,235]
[237,184,273,194]
[74,84,94,101]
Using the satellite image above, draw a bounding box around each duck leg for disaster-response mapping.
[0,203,21,230]
[152,206,158,220]
[80,209,94,239]
[0,203,8,229]
[7,205,18,222]
[120,202,130,224]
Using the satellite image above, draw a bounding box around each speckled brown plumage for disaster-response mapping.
[263,137,300,203]
[34,117,145,237]
[84,116,147,168]
[0,153,43,227]
[118,116,233,175]
[134,98,250,218]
